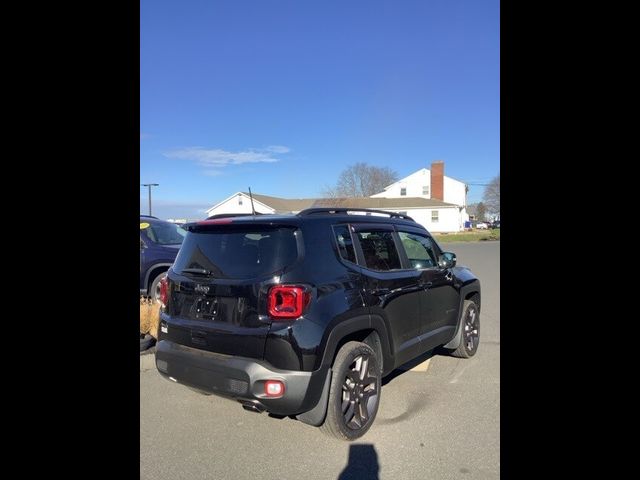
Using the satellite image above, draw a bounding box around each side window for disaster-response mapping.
[398,231,437,269]
[145,228,157,243]
[333,225,357,264]
[355,230,402,271]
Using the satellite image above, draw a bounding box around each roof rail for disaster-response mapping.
[296,207,415,221]
[140,215,158,219]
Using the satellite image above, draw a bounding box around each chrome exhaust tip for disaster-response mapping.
[239,400,265,413]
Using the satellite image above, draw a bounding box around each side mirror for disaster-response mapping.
[438,252,456,269]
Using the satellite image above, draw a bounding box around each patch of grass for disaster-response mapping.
[140,297,161,339]
[434,228,500,243]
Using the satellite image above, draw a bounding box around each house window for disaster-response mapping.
[431,210,439,223]
[422,186,429,195]
[238,195,243,205]
[400,187,407,196]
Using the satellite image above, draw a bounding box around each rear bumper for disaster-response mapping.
[155,340,330,416]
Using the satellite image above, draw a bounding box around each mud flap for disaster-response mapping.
[442,326,463,349]
[296,368,332,426]
[443,299,474,349]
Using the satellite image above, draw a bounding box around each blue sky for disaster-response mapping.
[141,0,499,220]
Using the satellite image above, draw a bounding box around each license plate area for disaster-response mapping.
[190,296,219,321]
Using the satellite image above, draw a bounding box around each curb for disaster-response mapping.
[140,346,156,372]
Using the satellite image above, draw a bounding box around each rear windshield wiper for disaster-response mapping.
[179,268,213,276]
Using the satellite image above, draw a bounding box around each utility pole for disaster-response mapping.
[141,183,159,216]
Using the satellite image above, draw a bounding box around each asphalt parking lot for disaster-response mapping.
[140,241,500,480]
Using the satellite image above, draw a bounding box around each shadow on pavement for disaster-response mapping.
[382,348,438,386]
[338,444,379,480]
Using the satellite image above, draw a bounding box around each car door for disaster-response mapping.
[351,223,425,367]
[396,227,460,350]
[140,236,146,289]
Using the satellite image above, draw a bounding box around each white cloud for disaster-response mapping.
[203,170,224,176]
[265,145,290,153]
[164,145,290,169]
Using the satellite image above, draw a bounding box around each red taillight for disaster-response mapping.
[264,380,285,397]
[159,276,169,305]
[267,286,310,320]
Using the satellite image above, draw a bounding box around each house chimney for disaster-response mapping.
[431,161,444,201]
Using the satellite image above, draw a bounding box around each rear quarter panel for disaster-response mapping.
[263,220,369,371]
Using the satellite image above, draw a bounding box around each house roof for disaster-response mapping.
[243,193,306,212]
[242,192,458,213]
[380,167,467,191]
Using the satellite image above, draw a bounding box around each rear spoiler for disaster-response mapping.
[205,213,264,220]
[184,216,300,232]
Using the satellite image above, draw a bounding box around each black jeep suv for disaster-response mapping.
[155,208,481,440]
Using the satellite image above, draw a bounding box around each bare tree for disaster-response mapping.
[323,163,399,198]
[483,175,500,215]
[476,202,487,221]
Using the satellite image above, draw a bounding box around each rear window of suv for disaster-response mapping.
[173,227,299,279]
[333,225,357,264]
[144,222,186,245]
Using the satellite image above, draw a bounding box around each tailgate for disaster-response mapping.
[164,275,269,359]
[162,224,300,359]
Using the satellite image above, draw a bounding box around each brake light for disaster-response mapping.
[196,218,233,225]
[267,286,310,319]
[159,276,169,305]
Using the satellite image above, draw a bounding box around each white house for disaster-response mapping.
[371,161,467,206]
[370,161,469,231]
[205,161,469,232]
[206,192,276,216]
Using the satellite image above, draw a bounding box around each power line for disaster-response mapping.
[461,178,494,186]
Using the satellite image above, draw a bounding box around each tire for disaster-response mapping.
[320,341,381,441]
[140,333,156,352]
[148,271,167,303]
[448,300,480,358]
